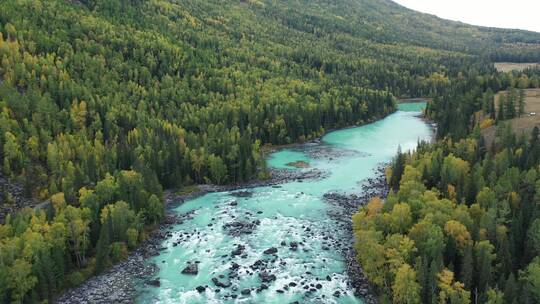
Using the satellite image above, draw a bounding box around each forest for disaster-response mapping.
[0,0,539,302]
[354,68,540,303]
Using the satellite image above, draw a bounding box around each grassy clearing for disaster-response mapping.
[482,89,540,145]
[494,62,540,72]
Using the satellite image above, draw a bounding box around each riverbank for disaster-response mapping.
[322,165,389,304]
[56,106,427,303]
[55,166,331,304]
[55,163,384,304]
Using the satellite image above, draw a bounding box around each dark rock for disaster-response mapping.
[212,277,232,288]
[196,286,206,293]
[231,191,253,198]
[181,263,198,275]
[251,260,265,270]
[223,221,258,236]
[259,272,276,283]
[316,283,322,289]
[231,244,245,256]
[289,242,298,251]
[146,279,160,287]
[263,247,278,255]
[241,289,251,295]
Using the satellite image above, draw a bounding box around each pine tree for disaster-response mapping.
[503,273,517,304]
[460,244,473,288]
[475,241,495,295]
[518,89,526,117]
[505,91,516,119]
[497,94,505,121]
[95,215,112,274]
[390,146,405,191]
[415,256,430,304]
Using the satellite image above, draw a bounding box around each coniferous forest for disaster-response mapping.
[0,0,540,303]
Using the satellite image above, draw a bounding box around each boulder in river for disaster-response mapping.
[181,263,198,275]
[241,288,251,295]
[231,191,253,198]
[258,272,276,283]
[263,247,278,255]
[250,259,265,270]
[231,244,245,257]
[223,221,258,236]
[196,286,206,293]
[212,277,232,288]
[289,242,298,251]
[146,279,160,287]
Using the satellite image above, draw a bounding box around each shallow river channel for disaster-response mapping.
[136,103,432,303]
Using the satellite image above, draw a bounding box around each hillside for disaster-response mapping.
[0,0,539,302]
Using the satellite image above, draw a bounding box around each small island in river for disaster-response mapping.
[286,160,311,168]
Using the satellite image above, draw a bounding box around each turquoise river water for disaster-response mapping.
[136,103,431,303]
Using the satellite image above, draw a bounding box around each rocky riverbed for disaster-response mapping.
[54,166,334,304]
[0,173,42,223]
[322,165,389,304]
[55,163,382,304]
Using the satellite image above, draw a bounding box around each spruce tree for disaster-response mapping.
[390,146,405,191]
[460,244,473,288]
[503,273,517,304]
[518,89,526,117]
[497,94,505,121]
[95,215,112,274]
[505,91,516,119]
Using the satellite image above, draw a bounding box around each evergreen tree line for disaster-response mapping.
[495,87,527,121]
[426,68,540,141]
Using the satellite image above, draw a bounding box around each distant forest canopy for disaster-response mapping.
[0,0,539,302]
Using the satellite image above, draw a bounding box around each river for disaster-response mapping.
[135,102,432,304]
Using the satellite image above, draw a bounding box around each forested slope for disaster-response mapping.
[0,0,539,302]
[354,68,540,302]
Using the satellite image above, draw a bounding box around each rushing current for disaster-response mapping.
[136,103,432,304]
